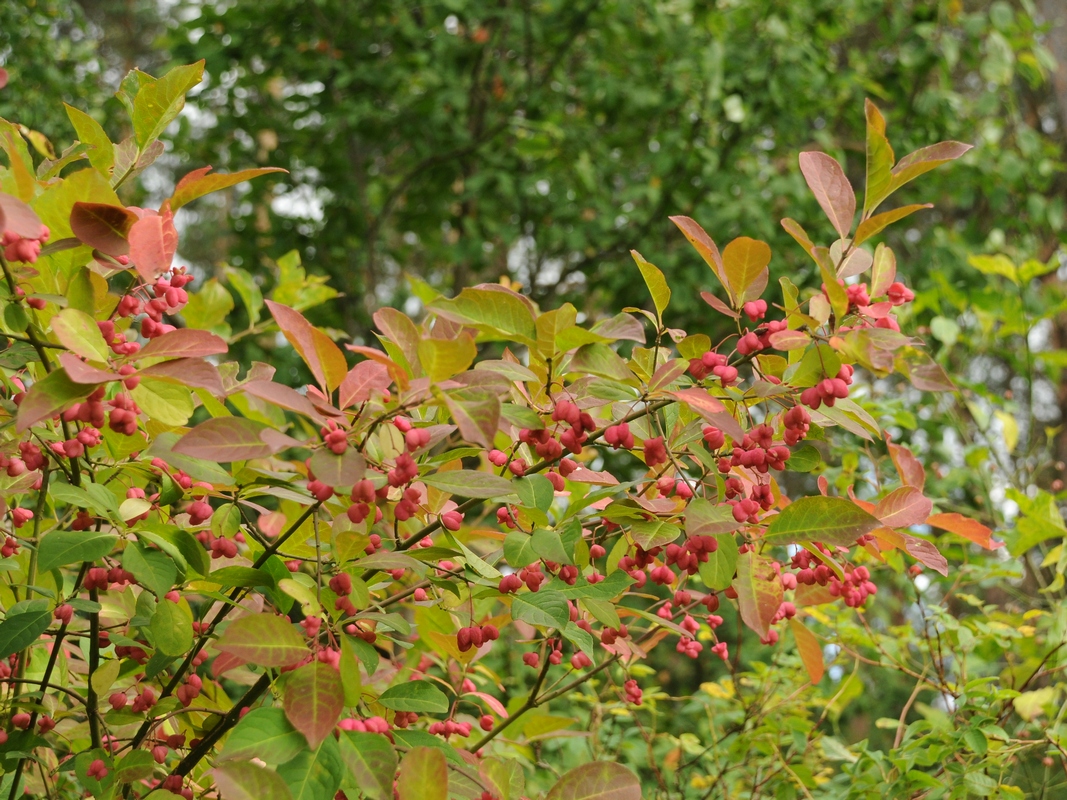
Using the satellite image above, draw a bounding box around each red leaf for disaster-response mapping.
[338,360,392,409]
[170,165,287,211]
[69,202,137,256]
[282,661,345,749]
[733,551,783,638]
[789,618,824,684]
[887,440,925,490]
[211,650,247,678]
[172,417,295,461]
[128,207,178,281]
[58,353,120,385]
[927,512,1002,550]
[137,329,228,361]
[874,486,932,528]
[0,192,44,238]
[138,358,225,396]
[798,151,856,240]
[242,380,325,421]
[266,300,348,393]
[215,614,308,667]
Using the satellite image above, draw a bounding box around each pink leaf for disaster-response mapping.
[0,192,44,238]
[338,360,392,409]
[58,353,120,385]
[137,329,228,360]
[874,486,933,528]
[138,358,225,396]
[242,380,325,421]
[887,440,925,490]
[700,291,739,319]
[128,206,178,281]
[173,417,290,461]
[798,152,856,239]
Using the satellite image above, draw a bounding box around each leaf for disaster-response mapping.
[378,681,450,713]
[213,762,293,800]
[131,61,205,148]
[481,758,526,800]
[69,202,136,256]
[764,496,882,546]
[789,618,824,684]
[283,661,345,749]
[872,528,949,576]
[798,152,855,239]
[888,141,972,196]
[137,329,228,360]
[222,708,308,766]
[170,166,288,210]
[967,254,1018,284]
[669,215,727,291]
[887,441,925,489]
[276,738,345,800]
[173,417,296,462]
[150,598,193,656]
[732,551,783,639]
[122,541,176,598]
[428,285,536,346]
[685,499,743,537]
[927,512,1002,550]
[569,343,632,382]
[853,204,932,246]
[397,747,448,800]
[668,388,744,441]
[132,378,195,427]
[15,368,94,432]
[870,244,897,298]
[545,762,641,800]
[517,475,556,513]
[630,250,670,319]
[768,329,811,351]
[721,236,771,306]
[420,470,517,500]
[216,614,309,667]
[780,218,817,260]
[128,209,178,282]
[0,192,44,237]
[338,360,392,409]
[64,103,114,174]
[51,309,110,362]
[0,608,52,659]
[697,534,739,591]
[863,99,896,214]
[441,387,501,449]
[629,520,681,550]
[874,486,932,528]
[37,529,117,572]
[242,380,323,419]
[266,300,348,393]
[510,590,570,629]
[339,731,397,800]
[308,448,366,487]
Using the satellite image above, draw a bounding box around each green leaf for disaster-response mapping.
[428,286,536,346]
[131,378,195,427]
[787,444,822,472]
[416,335,477,382]
[0,608,52,659]
[863,99,896,214]
[630,250,670,319]
[732,551,783,639]
[283,661,345,749]
[213,762,293,800]
[277,739,345,800]
[569,343,632,382]
[440,387,501,449]
[967,254,1018,284]
[216,614,309,668]
[131,61,205,148]
[339,731,397,800]
[503,531,539,568]
[421,470,517,501]
[545,762,642,800]
[16,367,94,432]
[397,746,448,800]
[629,520,681,550]
[378,681,450,714]
[122,541,177,598]
[64,103,114,174]
[114,750,157,783]
[225,266,265,326]
[685,499,743,537]
[221,708,307,766]
[36,529,117,572]
[516,475,555,512]
[698,534,739,591]
[511,589,569,629]
[853,204,932,246]
[150,598,193,656]
[307,448,366,487]
[557,570,633,600]
[764,496,882,546]
[207,566,278,588]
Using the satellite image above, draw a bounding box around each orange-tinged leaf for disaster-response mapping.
[872,527,948,575]
[345,345,409,390]
[863,99,896,214]
[798,152,855,239]
[59,352,119,384]
[242,380,324,420]
[887,440,925,489]
[69,201,136,256]
[397,747,448,800]
[780,217,817,263]
[700,290,739,319]
[215,614,309,667]
[927,512,1002,550]
[282,661,344,749]
[789,618,824,684]
[545,762,641,800]
[669,215,728,291]
[733,551,783,639]
[170,165,288,210]
[853,204,932,246]
[722,236,771,306]
[128,207,178,282]
[266,300,348,393]
[874,486,932,528]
